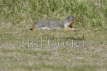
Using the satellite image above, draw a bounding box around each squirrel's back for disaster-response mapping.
[36,19,64,30]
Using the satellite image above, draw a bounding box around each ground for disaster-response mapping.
[0,25,107,71]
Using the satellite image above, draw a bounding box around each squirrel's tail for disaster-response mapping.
[30,23,36,31]
[30,28,33,31]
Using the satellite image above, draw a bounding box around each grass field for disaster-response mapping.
[0,0,107,71]
[0,26,107,71]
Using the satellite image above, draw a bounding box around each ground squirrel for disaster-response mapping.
[30,16,76,31]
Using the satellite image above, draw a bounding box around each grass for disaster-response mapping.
[0,40,107,71]
[0,41,107,71]
[0,0,107,71]
[0,27,107,71]
[0,0,107,28]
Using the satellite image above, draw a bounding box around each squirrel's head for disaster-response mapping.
[64,16,76,24]
[64,16,76,28]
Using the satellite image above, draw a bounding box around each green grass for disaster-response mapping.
[0,27,107,71]
[0,0,107,28]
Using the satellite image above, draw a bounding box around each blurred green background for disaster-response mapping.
[0,0,107,29]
